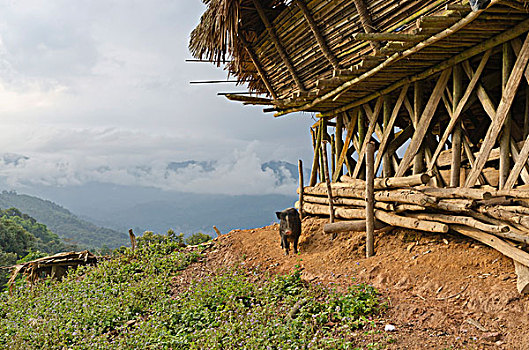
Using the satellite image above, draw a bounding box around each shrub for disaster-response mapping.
[185,232,212,246]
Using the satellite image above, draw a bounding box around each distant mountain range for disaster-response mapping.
[0,158,303,247]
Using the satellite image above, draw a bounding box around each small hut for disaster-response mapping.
[191,0,529,293]
[8,251,97,292]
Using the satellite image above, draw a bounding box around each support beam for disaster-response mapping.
[366,142,375,258]
[293,0,339,69]
[333,110,358,182]
[451,64,463,187]
[251,0,306,92]
[413,81,425,174]
[334,113,344,181]
[309,123,323,186]
[465,33,529,187]
[396,69,452,177]
[505,134,529,189]
[500,42,514,188]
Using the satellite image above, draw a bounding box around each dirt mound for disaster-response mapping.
[191,217,529,348]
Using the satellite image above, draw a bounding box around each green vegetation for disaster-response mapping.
[0,208,74,290]
[0,233,383,349]
[0,191,127,249]
[185,232,212,246]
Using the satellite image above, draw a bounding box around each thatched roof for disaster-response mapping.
[190,0,529,117]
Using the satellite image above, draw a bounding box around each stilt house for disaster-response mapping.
[191,1,529,292]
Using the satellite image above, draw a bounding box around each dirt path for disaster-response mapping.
[184,217,529,349]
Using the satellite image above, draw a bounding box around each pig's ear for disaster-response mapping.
[275,212,282,219]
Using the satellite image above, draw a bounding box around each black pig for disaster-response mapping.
[275,208,301,255]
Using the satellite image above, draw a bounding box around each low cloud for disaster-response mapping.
[0,126,299,195]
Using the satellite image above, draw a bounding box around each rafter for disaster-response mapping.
[293,0,339,70]
[239,34,278,100]
[251,0,306,92]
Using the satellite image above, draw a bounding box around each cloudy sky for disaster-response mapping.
[0,0,316,194]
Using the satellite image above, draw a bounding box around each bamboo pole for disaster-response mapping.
[321,141,334,224]
[366,142,375,257]
[303,194,394,211]
[352,99,382,179]
[413,81,425,174]
[382,95,392,178]
[406,213,509,234]
[451,64,463,187]
[333,109,358,182]
[334,113,344,181]
[298,159,304,220]
[352,0,380,52]
[500,42,514,189]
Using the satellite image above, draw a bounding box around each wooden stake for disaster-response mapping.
[466,33,529,187]
[321,142,334,224]
[366,142,375,258]
[298,159,304,220]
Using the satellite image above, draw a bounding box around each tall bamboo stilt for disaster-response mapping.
[366,142,375,257]
[451,64,463,187]
[382,95,393,178]
[358,108,366,180]
[335,113,344,181]
[413,81,425,174]
[500,42,514,188]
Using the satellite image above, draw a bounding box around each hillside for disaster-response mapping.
[0,191,127,249]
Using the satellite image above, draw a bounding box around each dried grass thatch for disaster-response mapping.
[189,0,287,93]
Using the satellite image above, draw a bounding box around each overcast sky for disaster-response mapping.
[0,0,316,194]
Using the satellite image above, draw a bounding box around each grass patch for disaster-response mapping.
[0,235,383,349]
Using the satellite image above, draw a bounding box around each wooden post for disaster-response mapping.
[335,113,344,180]
[358,109,366,180]
[298,159,304,220]
[331,134,336,180]
[321,142,335,224]
[451,64,463,187]
[366,142,375,257]
[500,42,514,188]
[382,95,393,178]
[413,81,425,174]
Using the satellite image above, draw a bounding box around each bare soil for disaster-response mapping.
[176,217,529,349]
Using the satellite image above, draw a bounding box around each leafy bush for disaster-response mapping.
[185,232,212,246]
[0,238,383,349]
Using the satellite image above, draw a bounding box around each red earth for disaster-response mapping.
[176,217,529,349]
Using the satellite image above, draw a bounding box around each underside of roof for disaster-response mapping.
[190,0,529,117]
